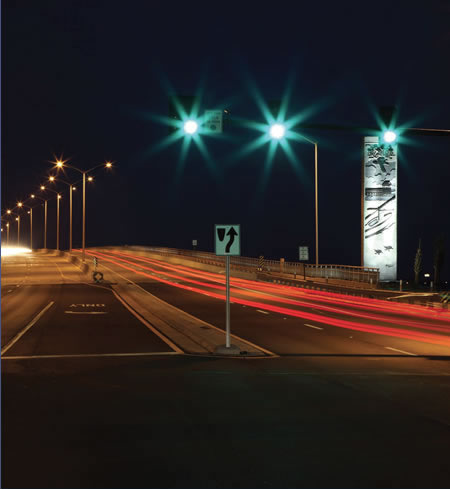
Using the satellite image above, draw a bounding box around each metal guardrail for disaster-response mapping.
[128,246,380,285]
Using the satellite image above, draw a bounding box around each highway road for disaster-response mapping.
[2,248,450,488]
[81,248,450,357]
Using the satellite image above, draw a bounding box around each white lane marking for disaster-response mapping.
[1,301,55,355]
[110,289,184,354]
[304,323,323,330]
[256,309,269,315]
[64,311,108,315]
[1,351,182,360]
[384,346,417,356]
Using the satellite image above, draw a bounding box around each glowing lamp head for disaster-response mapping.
[49,176,55,182]
[105,162,112,168]
[27,211,31,214]
[15,217,19,221]
[183,120,198,135]
[6,223,9,227]
[269,123,286,140]
[56,160,64,168]
[31,194,35,199]
[7,210,11,214]
[40,186,45,191]
[17,202,23,207]
[383,130,397,144]
[57,194,62,199]
[73,186,76,191]
[88,176,93,182]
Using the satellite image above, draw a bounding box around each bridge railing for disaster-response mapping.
[130,246,379,285]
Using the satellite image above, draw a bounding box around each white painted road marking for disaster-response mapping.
[304,323,323,330]
[1,301,55,355]
[256,309,269,315]
[1,351,182,360]
[385,346,417,356]
[64,311,108,315]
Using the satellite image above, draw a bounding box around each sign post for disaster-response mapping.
[214,224,240,354]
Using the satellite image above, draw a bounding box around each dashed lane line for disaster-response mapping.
[384,346,417,356]
[1,301,55,355]
[304,323,324,330]
[64,311,108,315]
[256,309,269,315]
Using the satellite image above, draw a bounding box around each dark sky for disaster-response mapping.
[2,0,450,280]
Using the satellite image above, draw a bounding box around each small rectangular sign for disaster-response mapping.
[299,246,309,261]
[192,240,197,246]
[204,110,223,133]
[215,224,240,256]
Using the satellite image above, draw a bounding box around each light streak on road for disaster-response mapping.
[78,250,450,348]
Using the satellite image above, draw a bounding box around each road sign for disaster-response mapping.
[299,246,309,261]
[215,224,240,256]
[441,292,450,304]
[204,110,223,133]
[192,240,197,246]
[258,255,265,271]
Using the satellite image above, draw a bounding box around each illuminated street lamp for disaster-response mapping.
[40,186,62,250]
[18,202,36,249]
[32,192,51,249]
[53,159,113,261]
[49,175,78,252]
[269,123,286,140]
[383,130,397,144]
[6,210,21,246]
[183,119,198,135]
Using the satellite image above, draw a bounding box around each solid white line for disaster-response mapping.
[304,323,323,330]
[1,351,181,360]
[385,346,417,356]
[1,301,55,355]
[64,311,108,315]
[256,309,269,315]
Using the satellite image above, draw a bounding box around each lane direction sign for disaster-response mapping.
[215,224,241,256]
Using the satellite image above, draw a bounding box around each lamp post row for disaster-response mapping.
[2,160,113,262]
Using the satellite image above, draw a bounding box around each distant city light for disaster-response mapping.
[383,130,397,143]
[424,273,430,278]
[269,123,286,140]
[183,120,198,135]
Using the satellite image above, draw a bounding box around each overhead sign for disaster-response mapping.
[215,224,240,256]
[363,136,397,281]
[204,110,223,133]
[299,246,309,261]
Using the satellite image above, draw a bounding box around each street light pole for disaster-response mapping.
[70,185,73,252]
[56,194,61,251]
[314,142,319,266]
[6,223,10,246]
[82,172,86,261]
[17,215,20,246]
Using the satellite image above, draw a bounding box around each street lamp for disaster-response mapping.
[18,202,36,249]
[30,193,50,249]
[269,123,286,140]
[40,187,62,250]
[383,130,397,144]
[6,210,21,246]
[48,175,78,252]
[53,159,113,261]
[183,120,198,135]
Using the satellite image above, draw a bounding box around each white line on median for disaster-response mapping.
[1,301,55,355]
[256,309,269,315]
[1,351,182,360]
[384,346,417,356]
[304,323,323,330]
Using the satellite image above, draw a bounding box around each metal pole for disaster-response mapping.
[57,196,60,251]
[226,255,230,348]
[30,208,33,249]
[69,185,73,252]
[7,224,10,246]
[17,216,20,246]
[44,200,47,249]
[82,172,86,262]
[314,143,319,265]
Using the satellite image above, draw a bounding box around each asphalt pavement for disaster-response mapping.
[2,249,450,488]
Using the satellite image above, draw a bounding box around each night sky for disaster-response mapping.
[2,0,450,280]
